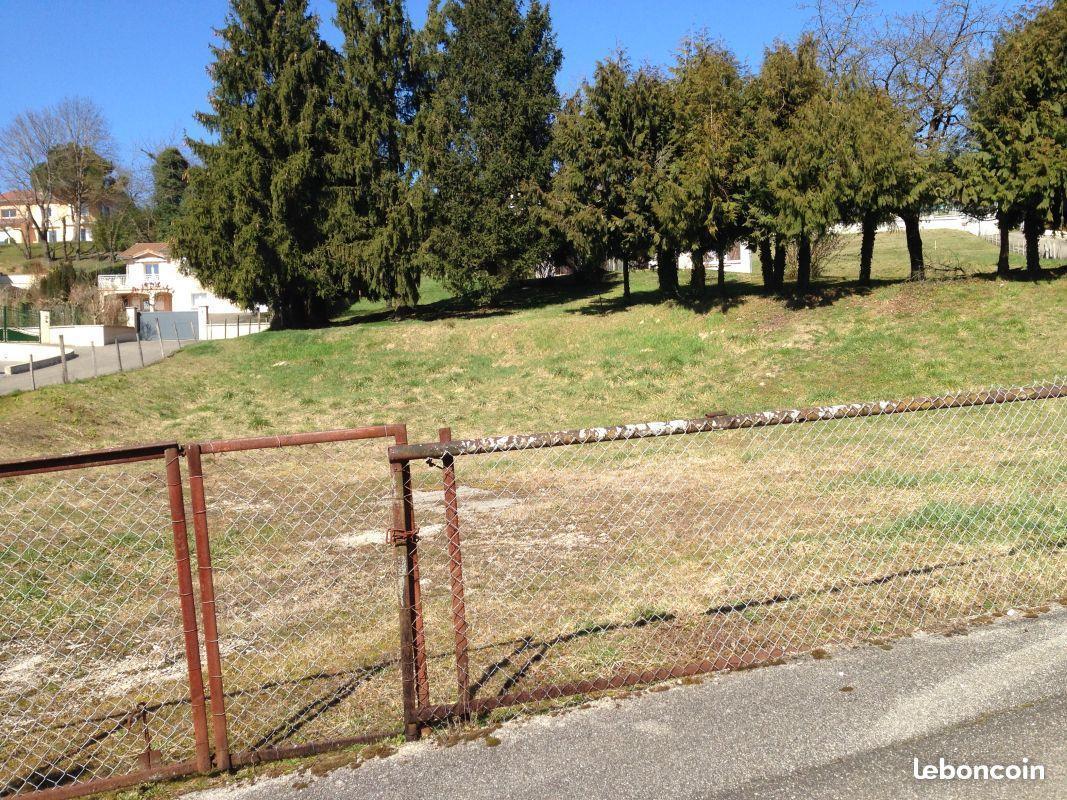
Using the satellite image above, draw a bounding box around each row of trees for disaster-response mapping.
[171,0,1064,326]
[0,96,194,262]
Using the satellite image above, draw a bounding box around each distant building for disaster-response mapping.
[0,190,105,246]
[97,243,245,314]
[677,243,753,274]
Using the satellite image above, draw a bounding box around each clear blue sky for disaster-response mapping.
[1,0,932,171]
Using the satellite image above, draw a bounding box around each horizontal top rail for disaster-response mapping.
[195,424,405,455]
[0,441,180,478]
[389,381,1066,462]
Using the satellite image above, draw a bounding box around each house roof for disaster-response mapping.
[118,242,172,260]
[0,190,36,206]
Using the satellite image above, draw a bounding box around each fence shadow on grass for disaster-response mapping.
[464,542,1033,705]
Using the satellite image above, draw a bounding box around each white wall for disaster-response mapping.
[0,273,38,289]
[677,248,753,274]
[836,213,999,237]
[43,325,136,347]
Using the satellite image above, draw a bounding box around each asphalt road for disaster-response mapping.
[0,338,184,394]
[189,607,1067,800]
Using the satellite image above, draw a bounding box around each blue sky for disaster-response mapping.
[1,0,933,171]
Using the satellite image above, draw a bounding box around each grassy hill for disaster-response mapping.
[0,230,1064,460]
[0,242,123,277]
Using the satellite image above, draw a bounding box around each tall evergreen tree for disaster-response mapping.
[965,2,1066,275]
[416,0,562,301]
[662,37,746,295]
[173,0,337,328]
[327,0,421,308]
[743,36,827,293]
[550,55,676,298]
[830,84,917,284]
[151,147,189,237]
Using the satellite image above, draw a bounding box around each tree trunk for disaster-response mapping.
[901,210,925,280]
[757,239,773,291]
[1051,184,1064,231]
[716,248,726,293]
[859,213,876,285]
[656,248,678,295]
[690,249,706,294]
[623,259,631,300]
[995,210,1011,276]
[772,236,786,293]
[1023,206,1043,275]
[796,233,812,292]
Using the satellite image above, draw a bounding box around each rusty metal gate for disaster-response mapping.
[0,380,1064,798]
[0,444,211,799]
[183,426,415,767]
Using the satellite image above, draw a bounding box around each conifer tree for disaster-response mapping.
[965,2,1066,275]
[662,37,746,295]
[743,36,827,292]
[551,55,675,298]
[151,148,189,237]
[173,0,337,328]
[830,84,917,284]
[416,0,562,301]
[327,0,421,307]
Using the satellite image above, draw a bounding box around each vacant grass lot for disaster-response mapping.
[0,229,1064,792]
[0,230,1063,459]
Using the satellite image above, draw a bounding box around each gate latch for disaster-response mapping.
[387,526,420,545]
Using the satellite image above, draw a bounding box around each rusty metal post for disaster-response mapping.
[439,427,471,716]
[390,426,430,738]
[185,444,231,771]
[164,447,212,773]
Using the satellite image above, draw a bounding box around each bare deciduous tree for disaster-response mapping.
[53,97,116,255]
[0,109,61,260]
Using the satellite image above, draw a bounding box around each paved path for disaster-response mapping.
[0,339,185,395]
[189,607,1067,800]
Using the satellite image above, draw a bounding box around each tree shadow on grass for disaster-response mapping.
[332,263,1067,328]
[332,274,620,328]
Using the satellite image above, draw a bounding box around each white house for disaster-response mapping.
[97,242,245,314]
[677,243,753,274]
[0,190,100,246]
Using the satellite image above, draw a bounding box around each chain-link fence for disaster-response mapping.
[0,445,209,799]
[1,306,40,343]
[0,382,1064,798]
[390,382,1067,724]
[185,428,408,769]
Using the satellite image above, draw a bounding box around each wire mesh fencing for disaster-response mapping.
[392,381,1067,724]
[0,381,1063,798]
[0,446,208,799]
[186,428,408,769]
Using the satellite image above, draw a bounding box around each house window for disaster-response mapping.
[80,228,90,241]
[0,208,16,219]
[47,230,57,243]
[144,263,160,280]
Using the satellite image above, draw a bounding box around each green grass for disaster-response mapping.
[0,242,123,276]
[0,229,1064,459]
[820,229,1044,281]
[1,229,1064,790]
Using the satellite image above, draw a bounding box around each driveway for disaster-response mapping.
[186,606,1067,800]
